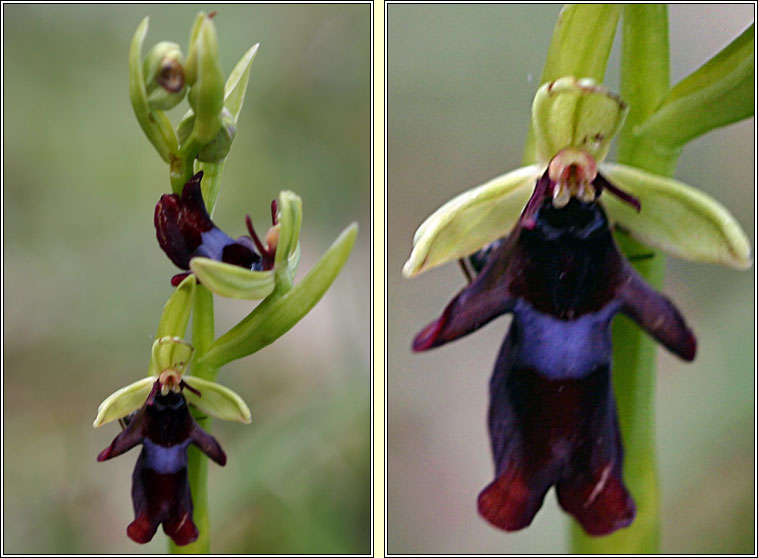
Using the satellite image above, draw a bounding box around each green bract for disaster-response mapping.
[202,222,358,368]
[404,76,752,277]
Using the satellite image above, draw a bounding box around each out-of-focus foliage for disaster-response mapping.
[3,4,370,554]
[387,4,754,554]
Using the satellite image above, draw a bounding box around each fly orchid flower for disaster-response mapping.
[403,77,751,279]
[404,77,750,535]
[94,337,252,545]
[155,171,301,299]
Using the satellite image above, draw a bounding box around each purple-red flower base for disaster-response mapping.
[98,380,226,545]
[413,182,695,535]
[155,172,269,286]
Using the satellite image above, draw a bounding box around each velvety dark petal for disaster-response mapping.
[221,241,260,270]
[556,461,635,536]
[468,238,505,275]
[155,172,215,269]
[479,331,634,535]
[618,265,697,361]
[190,423,227,465]
[97,408,146,462]
[508,198,626,319]
[413,236,516,351]
[594,172,641,212]
[127,450,198,545]
[155,172,262,273]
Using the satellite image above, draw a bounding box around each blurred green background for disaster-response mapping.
[4,4,370,554]
[388,4,754,554]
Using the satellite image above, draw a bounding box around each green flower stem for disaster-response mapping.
[170,284,216,554]
[570,5,671,553]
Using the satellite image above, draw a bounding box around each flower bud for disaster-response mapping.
[143,41,186,110]
[177,107,236,162]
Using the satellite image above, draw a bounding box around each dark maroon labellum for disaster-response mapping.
[97,380,226,545]
[413,183,695,535]
[154,172,278,285]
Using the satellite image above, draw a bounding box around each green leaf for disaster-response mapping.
[202,223,358,368]
[224,44,260,123]
[151,336,194,374]
[600,162,752,269]
[129,17,178,162]
[402,165,540,278]
[183,376,252,423]
[92,377,154,427]
[523,4,622,163]
[531,77,628,164]
[190,259,276,300]
[634,24,754,149]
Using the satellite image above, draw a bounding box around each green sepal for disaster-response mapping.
[224,44,260,124]
[274,191,303,288]
[201,222,358,368]
[523,4,621,163]
[189,242,300,300]
[129,17,178,162]
[151,336,194,374]
[633,24,754,150]
[190,259,275,300]
[402,164,541,278]
[182,376,252,423]
[92,377,154,428]
[600,162,752,269]
[532,77,628,164]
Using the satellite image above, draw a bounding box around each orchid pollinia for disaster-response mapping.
[94,12,357,550]
[404,77,751,535]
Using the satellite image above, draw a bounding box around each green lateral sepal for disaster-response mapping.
[601,162,752,269]
[92,377,154,427]
[182,376,252,424]
[403,165,541,278]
